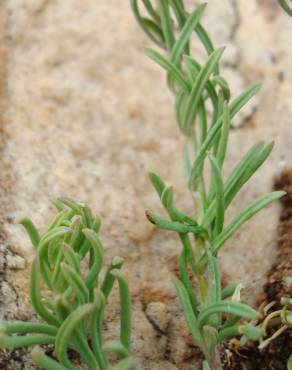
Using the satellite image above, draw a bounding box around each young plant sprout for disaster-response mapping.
[0,198,135,370]
[131,1,286,369]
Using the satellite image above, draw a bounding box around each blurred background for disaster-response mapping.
[0,1,291,369]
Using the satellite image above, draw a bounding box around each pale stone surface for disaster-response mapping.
[0,0,291,368]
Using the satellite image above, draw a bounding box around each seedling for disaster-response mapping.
[131,1,286,368]
[0,198,135,370]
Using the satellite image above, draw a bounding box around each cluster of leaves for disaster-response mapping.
[0,198,136,370]
[131,1,286,369]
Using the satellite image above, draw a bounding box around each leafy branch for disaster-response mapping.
[131,1,286,369]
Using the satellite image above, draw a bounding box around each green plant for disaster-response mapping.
[0,198,135,370]
[131,1,285,369]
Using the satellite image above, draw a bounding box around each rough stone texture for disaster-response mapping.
[0,0,291,369]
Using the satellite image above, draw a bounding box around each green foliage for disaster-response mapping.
[132,1,286,368]
[0,198,135,370]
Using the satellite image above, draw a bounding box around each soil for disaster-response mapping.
[222,170,292,370]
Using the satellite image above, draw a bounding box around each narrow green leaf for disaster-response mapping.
[146,210,204,235]
[0,335,55,349]
[198,301,258,328]
[63,243,81,274]
[178,248,199,314]
[1,321,57,336]
[102,256,124,299]
[90,291,108,370]
[183,141,192,179]
[38,226,71,288]
[206,249,221,303]
[47,209,73,232]
[208,155,225,236]
[176,88,188,131]
[202,141,265,227]
[183,47,225,133]
[158,0,175,51]
[83,229,104,290]
[169,0,187,34]
[188,114,223,190]
[213,75,230,101]
[30,258,59,326]
[146,49,190,92]
[229,83,261,118]
[212,191,285,255]
[61,263,89,304]
[111,270,132,351]
[130,0,165,48]
[149,171,166,197]
[225,142,275,208]
[58,197,82,213]
[19,218,40,249]
[198,100,208,146]
[277,0,292,16]
[172,277,205,347]
[183,55,218,116]
[55,303,96,369]
[49,197,65,211]
[142,0,160,23]
[216,101,230,169]
[170,4,206,65]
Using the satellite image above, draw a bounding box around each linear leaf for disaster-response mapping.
[208,155,225,236]
[148,171,166,197]
[183,47,224,133]
[146,49,190,92]
[111,270,132,351]
[131,0,165,48]
[83,229,104,290]
[0,335,55,349]
[102,256,124,299]
[225,142,274,207]
[212,191,285,255]
[90,291,107,370]
[55,304,96,369]
[158,0,175,51]
[19,218,40,249]
[202,141,265,227]
[216,101,230,168]
[172,277,205,347]
[146,210,204,235]
[213,75,230,101]
[277,0,292,16]
[61,263,89,304]
[30,259,59,326]
[229,83,261,118]
[170,4,206,65]
[198,301,258,328]
[188,115,223,190]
